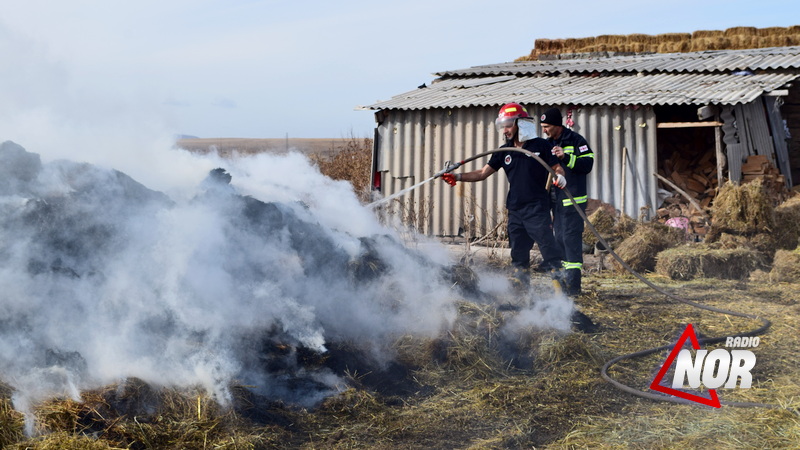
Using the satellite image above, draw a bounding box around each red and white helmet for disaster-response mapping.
[495,102,529,131]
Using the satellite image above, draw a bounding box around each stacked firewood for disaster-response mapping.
[740,154,791,203]
[656,153,791,239]
[655,151,717,238]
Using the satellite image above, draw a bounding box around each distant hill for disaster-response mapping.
[175,137,357,158]
[520,25,800,61]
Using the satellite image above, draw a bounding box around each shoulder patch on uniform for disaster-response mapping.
[579,145,589,152]
[504,155,512,165]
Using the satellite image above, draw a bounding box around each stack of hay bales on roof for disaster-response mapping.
[522,25,800,60]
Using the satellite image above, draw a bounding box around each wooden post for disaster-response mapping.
[714,123,724,188]
[621,147,628,216]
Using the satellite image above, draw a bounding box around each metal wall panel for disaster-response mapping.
[374,105,659,236]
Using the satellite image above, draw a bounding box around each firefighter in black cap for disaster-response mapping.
[540,107,595,296]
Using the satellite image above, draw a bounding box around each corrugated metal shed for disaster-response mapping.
[363,73,797,111]
[372,105,657,235]
[363,46,800,237]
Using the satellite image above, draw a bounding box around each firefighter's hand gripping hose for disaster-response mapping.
[441,173,458,186]
[375,145,790,413]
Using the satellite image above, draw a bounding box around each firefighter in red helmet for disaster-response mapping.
[442,102,566,291]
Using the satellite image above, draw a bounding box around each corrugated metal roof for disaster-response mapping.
[363,72,798,110]
[434,46,800,77]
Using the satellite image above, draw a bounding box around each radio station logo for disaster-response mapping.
[649,323,758,408]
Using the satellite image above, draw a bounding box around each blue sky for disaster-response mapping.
[1,0,799,142]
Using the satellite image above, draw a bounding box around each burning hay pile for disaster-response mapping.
[0,140,596,448]
[3,274,800,448]
[0,300,606,449]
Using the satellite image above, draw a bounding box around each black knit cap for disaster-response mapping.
[540,107,563,126]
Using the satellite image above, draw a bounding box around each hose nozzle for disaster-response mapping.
[433,160,464,178]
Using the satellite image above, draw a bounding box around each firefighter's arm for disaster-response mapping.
[442,164,496,185]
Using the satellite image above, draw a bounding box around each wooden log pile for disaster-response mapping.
[740,154,791,203]
[656,153,790,239]
[655,151,717,238]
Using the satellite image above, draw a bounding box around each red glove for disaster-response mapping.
[441,173,458,186]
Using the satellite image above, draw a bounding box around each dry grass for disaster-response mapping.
[3,272,800,449]
[177,135,375,203]
[175,137,353,158]
[307,135,373,202]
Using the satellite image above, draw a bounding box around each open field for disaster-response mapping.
[176,138,358,158]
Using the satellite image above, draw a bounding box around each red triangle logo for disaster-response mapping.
[649,323,721,408]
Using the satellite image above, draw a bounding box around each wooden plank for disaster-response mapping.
[670,171,687,189]
[691,173,710,187]
[685,178,706,193]
[654,173,709,219]
[657,122,723,128]
[741,162,766,174]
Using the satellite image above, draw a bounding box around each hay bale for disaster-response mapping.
[690,37,712,51]
[629,42,645,53]
[614,214,638,240]
[708,179,775,238]
[773,195,800,250]
[655,246,768,280]
[611,223,685,273]
[627,33,657,45]
[758,26,789,37]
[657,33,691,43]
[693,29,724,39]
[583,207,617,249]
[709,232,777,260]
[535,38,563,53]
[725,26,758,37]
[769,248,800,282]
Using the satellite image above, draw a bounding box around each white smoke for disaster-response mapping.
[0,139,470,429]
[0,17,576,436]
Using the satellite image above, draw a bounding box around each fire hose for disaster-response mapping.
[379,146,786,411]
